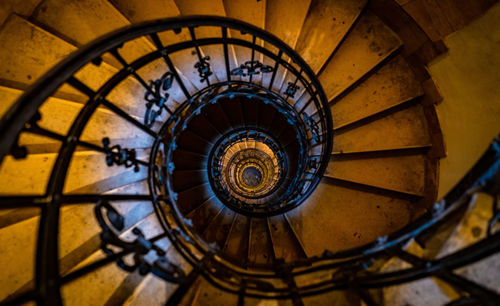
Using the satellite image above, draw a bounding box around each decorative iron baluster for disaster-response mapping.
[302,113,320,143]
[102,137,140,172]
[231,60,273,77]
[284,82,300,98]
[194,56,213,83]
[144,72,175,127]
[95,200,185,283]
[9,111,42,159]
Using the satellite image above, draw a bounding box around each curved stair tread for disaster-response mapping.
[222,213,249,263]
[109,0,180,22]
[202,206,235,249]
[63,149,149,194]
[185,195,223,233]
[3,179,154,302]
[121,273,176,306]
[0,214,38,301]
[332,102,432,154]
[268,214,307,262]
[33,0,153,63]
[261,0,312,91]
[177,182,212,214]
[248,217,275,266]
[295,0,367,74]
[189,277,238,306]
[60,212,171,305]
[286,179,413,256]
[331,54,424,129]
[0,15,154,117]
[222,0,266,84]
[326,153,427,196]
[318,11,402,102]
[172,169,208,192]
[0,153,57,195]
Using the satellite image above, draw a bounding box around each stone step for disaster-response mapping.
[0,179,153,302]
[326,153,427,196]
[332,103,432,154]
[61,212,170,305]
[331,55,424,130]
[286,179,413,256]
[0,14,160,118]
[296,0,367,74]
[318,11,402,102]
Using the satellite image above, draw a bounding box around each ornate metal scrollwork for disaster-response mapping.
[194,56,213,82]
[102,137,140,172]
[284,82,300,98]
[9,111,42,159]
[95,200,186,283]
[144,72,175,127]
[231,60,273,77]
[302,113,320,143]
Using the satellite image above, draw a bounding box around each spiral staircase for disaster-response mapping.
[0,0,499,305]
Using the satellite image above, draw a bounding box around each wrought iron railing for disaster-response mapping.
[0,15,498,306]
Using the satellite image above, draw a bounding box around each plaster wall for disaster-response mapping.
[429,2,500,198]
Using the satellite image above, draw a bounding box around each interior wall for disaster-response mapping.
[428,2,500,198]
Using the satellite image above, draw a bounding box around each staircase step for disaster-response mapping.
[0,85,22,118]
[63,149,148,194]
[222,0,266,84]
[185,196,223,233]
[202,206,235,249]
[296,0,367,74]
[190,277,238,306]
[61,212,169,305]
[326,153,426,196]
[286,179,412,256]
[333,103,432,154]
[0,85,153,152]
[318,11,402,101]
[248,218,275,266]
[222,213,250,264]
[33,0,150,63]
[332,55,424,129]
[436,192,500,294]
[261,0,312,92]
[177,183,212,214]
[0,15,151,117]
[268,215,307,262]
[0,213,39,301]
[0,179,152,302]
[172,170,208,192]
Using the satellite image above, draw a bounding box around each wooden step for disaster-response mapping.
[331,55,424,129]
[318,11,402,101]
[326,153,427,196]
[332,103,432,154]
[295,0,367,74]
[286,179,413,256]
